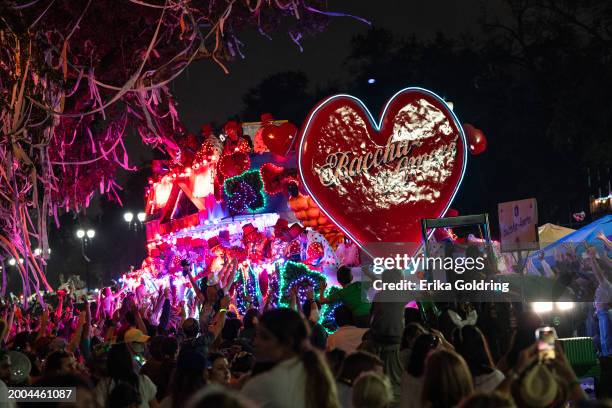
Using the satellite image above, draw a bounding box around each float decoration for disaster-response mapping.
[278,261,327,307]
[297,87,468,258]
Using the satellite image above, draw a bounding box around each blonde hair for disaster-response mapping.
[352,371,393,408]
[421,349,474,408]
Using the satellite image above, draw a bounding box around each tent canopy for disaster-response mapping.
[538,223,576,249]
[529,215,612,265]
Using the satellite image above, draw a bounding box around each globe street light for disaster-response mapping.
[124,212,134,223]
[76,227,95,292]
[124,210,146,231]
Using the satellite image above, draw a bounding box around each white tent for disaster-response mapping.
[537,223,575,249]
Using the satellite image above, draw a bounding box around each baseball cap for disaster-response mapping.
[124,328,150,344]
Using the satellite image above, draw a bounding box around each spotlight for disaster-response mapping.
[532,302,553,313]
[556,302,575,311]
[367,78,376,84]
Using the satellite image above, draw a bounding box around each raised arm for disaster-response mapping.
[37,307,49,340]
[183,262,205,302]
[209,295,229,341]
[587,247,606,284]
[3,304,15,344]
[220,258,239,290]
[68,311,86,353]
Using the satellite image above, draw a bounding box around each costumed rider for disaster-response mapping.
[183,235,237,325]
[229,223,264,315]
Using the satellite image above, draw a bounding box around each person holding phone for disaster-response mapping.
[587,245,612,356]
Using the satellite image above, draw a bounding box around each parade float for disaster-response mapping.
[117,87,490,330]
[118,117,356,327]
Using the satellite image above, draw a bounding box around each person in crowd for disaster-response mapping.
[28,373,96,408]
[207,351,231,385]
[352,371,394,408]
[336,351,384,408]
[180,295,229,356]
[457,391,516,408]
[187,384,252,408]
[497,309,542,374]
[421,349,474,408]
[141,336,178,402]
[124,327,150,370]
[452,325,505,392]
[319,266,371,328]
[108,382,143,408]
[241,308,340,408]
[361,268,405,404]
[95,343,158,408]
[400,332,444,408]
[586,244,612,356]
[239,309,259,344]
[161,350,208,408]
[0,351,11,384]
[219,313,244,354]
[496,342,586,407]
[229,351,255,388]
[326,305,367,354]
[399,322,426,367]
[326,348,346,378]
[42,350,77,378]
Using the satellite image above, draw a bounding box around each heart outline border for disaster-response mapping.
[297,87,469,260]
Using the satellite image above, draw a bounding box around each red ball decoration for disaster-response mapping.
[219,152,250,178]
[307,242,324,260]
[260,163,286,195]
[261,122,298,156]
[463,123,488,155]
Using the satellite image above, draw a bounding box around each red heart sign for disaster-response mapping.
[298,88,467,258]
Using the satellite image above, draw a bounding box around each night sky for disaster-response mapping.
[171,0,507,129]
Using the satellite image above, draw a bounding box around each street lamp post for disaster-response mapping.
[76,228,95,293]
[124,211,146,230]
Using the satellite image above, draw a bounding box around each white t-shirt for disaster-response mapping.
[95,375,157,408]
[474,369,505,392]
[399,372,424,408]
[326,326,367,354]
[241,357,308,408]
[0,380,16,408]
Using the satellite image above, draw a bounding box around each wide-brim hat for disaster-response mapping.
[242,223,258,240]
[518,363,559,407]
[207,236,221,250]
[274,218,289,235]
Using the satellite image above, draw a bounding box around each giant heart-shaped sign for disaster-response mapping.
[298,87,467,258]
